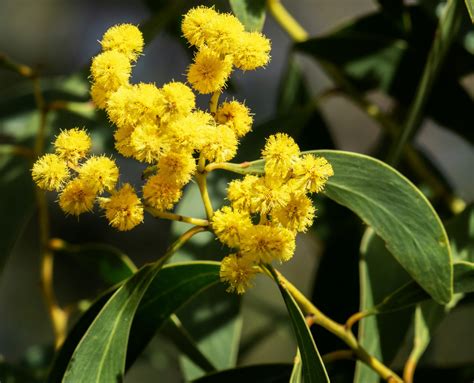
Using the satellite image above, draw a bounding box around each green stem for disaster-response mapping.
[145,206,209,227]
[388,0,463,165]
[267,0,308,42]
[0,52,35,78]
[209,91,220,115]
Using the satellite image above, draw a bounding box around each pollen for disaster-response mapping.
[31,154,69,191]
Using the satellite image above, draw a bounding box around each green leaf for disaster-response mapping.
[191,364,293,383]
[241,150,453,304]
[49,261,221,382]
[229,0,266,32]
[289,349,303,383]
[271,268,330,383]
[445,204,474,263]
[0,155,35,277]
[465,0,474,22]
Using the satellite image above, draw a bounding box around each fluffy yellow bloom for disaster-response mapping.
[130,123,169,163]
[216,101,253,138]
[114,124,134,158]
[240,225,296,263]
[168,111,214,152]
[234,32,271,71]
[107,83,160,128]
[292,154,334,193]
[212,206,252,248]
[31,154,69,191]
[59,178,97,216]
[90,82,110,110]
[78,156,119,193]
[100,24,144,61]
[272,193,315,232]
[181,6,219,48]
[220,253,258,294]
[90,51,131,91]
[203,13,244,55]
[158,150,196,186]
[262,133,300,179]
[143,174,183,211]
[100,183,143,231]
[250,177,290,215]
[53,128,91,164]
[187,47,233,94]
[200,125,238,163]
[227,175,259,212]
[154,81,195,123]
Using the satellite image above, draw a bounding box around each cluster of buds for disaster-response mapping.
[31,6,333,294]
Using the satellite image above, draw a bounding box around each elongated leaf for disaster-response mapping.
[465,0,474,22]
[239,150,453,304]
[51,261,219,382]
[272,270,329,383]
[192,364,293,383]
[229,0,266,32]
[289,349,303,383]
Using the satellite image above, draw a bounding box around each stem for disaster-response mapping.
[196,155,214,220]
[161,226,206,263]
[205,161,252,174]
[388,0,463,165]
[321,350,354,363]
[403,355,417,383]
[267,0,308,42]
[270,267,403,383]
[0,52,35,78]
[0,144,35,159]
[209,91,220,115]
[345,310,372,331]
[145,206,209,227]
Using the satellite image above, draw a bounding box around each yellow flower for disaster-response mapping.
[212,206,252,248]
[107,83,161,128]
[187,47,233,94]
[250,177,290,215]
[234,32,271,71]
[220,253,258,294]
[100,24,144,61]
[90,82,110,110]
[143,174,183,211]
[203,13,244,55]
[156,82,195,123]
[78,155,119,193]
[227,175,259,212]
[158,150,196,186]
[90,51,131,91]
[130,123,169,163]
[240,225,296,263]
[53,128,91,165]
[114,124,134,158]
[200,125,238,163]
[181,6,219,48]
[262,133,300,179]
[59,178,97,216]
[292,154,334,193]
[216,101,253,138]
[100,183,143,231]
[168,111,214,152]
[272,193,315,233]
[31,154,69,191]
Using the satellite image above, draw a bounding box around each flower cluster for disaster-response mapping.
[216,134,333,294]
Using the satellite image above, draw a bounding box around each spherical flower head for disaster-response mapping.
[220,253,258,294]
[212,206,252,248]
[202,13,245,55]
[272,193,315,233]
[250,177,291,215]
[168,111,214,152]
[100,183,144,231]
[78,156,119,193]
[240,225,296,263]
[262,133,300,180]
[187,47,233,94]
[216,101,253,138]
[233,32,271,71]
[53,128,91,165]
[200,125,238,163]
[90,51,131,92]
[156,82,195,123]
[90,82,110,110]
[59,178,97,216]
[227,175,259,212]
[143,174,183,211]
[158,150,196,186]
[107,83,161,128]
[32,153,69,191]
[292,154,334,193]
[181,6,219,48]
[130,123,170,164]
[100,24,144,61]
[114,124,134,158]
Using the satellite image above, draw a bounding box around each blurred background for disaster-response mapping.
[0,0,472,382]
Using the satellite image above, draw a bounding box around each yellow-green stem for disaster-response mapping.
[267,0,308,42]
[145,206,209,227]
[321,350,354,363]
[345,310,372,331]
[196,156,214,221]
[272,268,403,383]
[209,91,220,115]
[403,355,417,383]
